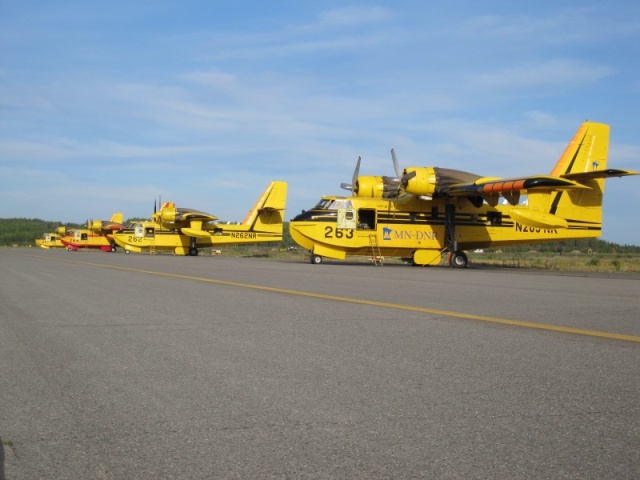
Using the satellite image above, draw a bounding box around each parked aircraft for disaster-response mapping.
[60,213,125,252]
[35,232,65,249]
[112,181,287,255]
[289,121,638,267]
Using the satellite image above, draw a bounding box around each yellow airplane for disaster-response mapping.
[35,232,65,249]
[60,213,125,252]
[289,121,638,267]
[112,180,287,255]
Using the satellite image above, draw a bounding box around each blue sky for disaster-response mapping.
[1,1,639,244]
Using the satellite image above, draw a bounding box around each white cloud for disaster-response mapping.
[471,59,613,91]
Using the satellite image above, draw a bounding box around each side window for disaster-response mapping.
[487,211,502,226]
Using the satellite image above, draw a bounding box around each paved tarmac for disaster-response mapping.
[1,248,639,479]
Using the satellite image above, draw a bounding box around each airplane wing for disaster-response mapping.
[89,219,126,233]
[173,208,218,222]
[440,174,589,207]
[443,175,589,197]
[400,165,589,207]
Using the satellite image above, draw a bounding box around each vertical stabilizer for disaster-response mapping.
[109,212,124,224]
[550,121,609,177]
[241,181,288,233]
[532,122,610,237]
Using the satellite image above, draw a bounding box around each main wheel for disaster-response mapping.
[449,251,468,268]
[311,254,323,265]
[189,247,199,256]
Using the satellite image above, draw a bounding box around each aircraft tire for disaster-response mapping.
[311,254,323,265]
[449,251,468,268]
[125,250,130,255]
[189,247,199,256]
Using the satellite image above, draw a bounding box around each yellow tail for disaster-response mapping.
[546,121,609,235]
[109,212,124,224]
[241,181,288,233]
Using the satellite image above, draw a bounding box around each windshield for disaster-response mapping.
[314,198,352,210]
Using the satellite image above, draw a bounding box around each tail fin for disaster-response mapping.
[524,122,637,239]
[109,212,124,224]
[526,122,608,236]
[241,181,288,233]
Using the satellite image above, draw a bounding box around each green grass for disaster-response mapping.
[466,251,640,273]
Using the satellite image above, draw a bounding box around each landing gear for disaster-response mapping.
[310,254,323,265]
[445,203,468,268]
[449,251,468,268]
[189,238,198,256]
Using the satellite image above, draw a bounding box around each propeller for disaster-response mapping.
[340,156,361,192]
[390,148,416,193]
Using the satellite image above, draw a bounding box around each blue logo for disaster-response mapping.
[592,161,600,171]
[383,227,393,240]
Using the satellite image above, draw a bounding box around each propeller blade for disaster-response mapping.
[352,156,361,188]
[391,148,402,178]
[341,156,362,191]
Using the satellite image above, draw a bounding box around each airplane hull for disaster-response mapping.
[60,233,116,252]
[112,228,283,255]
[35,234,65,249]
[112,181,287,256]
[289,199,604,265]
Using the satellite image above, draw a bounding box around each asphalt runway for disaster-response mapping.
[1,248,639,479]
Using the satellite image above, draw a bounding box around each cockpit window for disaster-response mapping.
[327,199,352,210]
[314,198,353,210]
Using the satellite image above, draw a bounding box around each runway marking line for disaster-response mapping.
[20,253,640,343]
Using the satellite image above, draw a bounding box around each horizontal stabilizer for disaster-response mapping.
[561,168,639,181]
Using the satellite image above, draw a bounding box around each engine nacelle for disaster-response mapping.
[90,220,103,231]
[57,226,67,236]
[354,176,401,198]
[402,167,438,198]
[354,176,386,198]
[160,207,177,223]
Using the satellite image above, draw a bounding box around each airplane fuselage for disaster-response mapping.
[112,222,283,255]
[36,233,65,249]
[289,194,601,265]
[60,230,117,252]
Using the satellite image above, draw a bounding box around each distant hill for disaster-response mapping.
[1,217,638,253]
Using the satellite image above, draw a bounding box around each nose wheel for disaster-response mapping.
[310,254,323,264]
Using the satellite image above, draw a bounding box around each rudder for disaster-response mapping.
[242,181,288,233]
